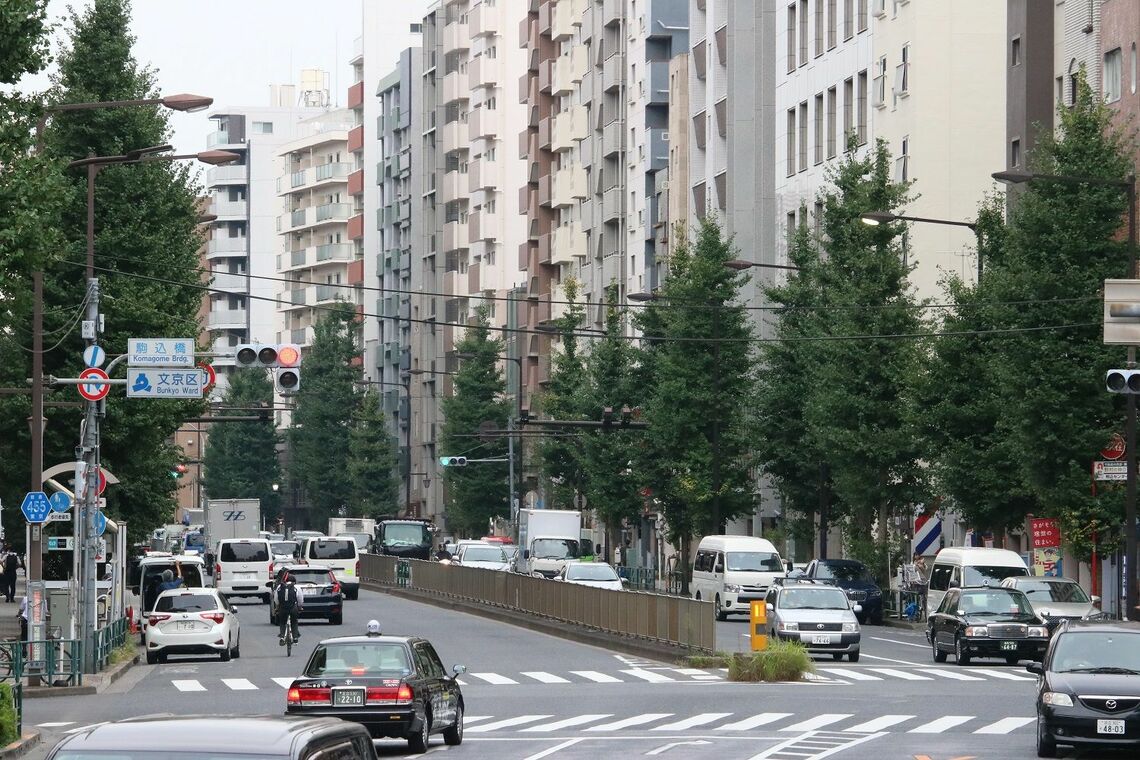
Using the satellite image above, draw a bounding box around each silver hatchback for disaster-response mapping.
[765,581,863,662]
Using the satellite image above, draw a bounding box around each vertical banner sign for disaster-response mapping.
[1031,518,1063,577]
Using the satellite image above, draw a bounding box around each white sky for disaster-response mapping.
[21,0,431,153]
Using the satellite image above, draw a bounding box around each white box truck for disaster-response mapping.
[328,517,377,552]
[205,498,261,561]
[517,509,583,578]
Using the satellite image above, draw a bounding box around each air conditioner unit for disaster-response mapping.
[661,132,670,141]
[659,180,670,190]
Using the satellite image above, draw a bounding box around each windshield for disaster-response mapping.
[532,538,581,560]
[143,565,204,588]
[1050,631,1140,672]
[815,562,873,582]
[286,570,335,585]
[338,532,372,550]
[1017,580,1091,604]
[780,588,850,610]
[156,593,218,613]
[383,523,432,546]
[270,541,298,556]
[219,542,269,563]
[308,539,356,560]
[958,590,1035,616]
[963,565,1029,586]
[726,551,783,573]
[461,546,509,563]
[305,643,412,677]
[567,564,619,581]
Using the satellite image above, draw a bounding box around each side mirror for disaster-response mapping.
[531,571,545,578]
[230,606,238,614]
[452,664,467,676]
[853,604,863,614]
[620,578,629,586]
[714,564,724,574]
[1025,661,1044,675]
[523,549,530,559]
[766,603,774,612]
[949,579,961,589]
[1091,595,1102,606]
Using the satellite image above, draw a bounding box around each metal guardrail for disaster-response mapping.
[92,618,129,671]
[0,638,84,734]
[361,555,715,652]
[617,566,657,592]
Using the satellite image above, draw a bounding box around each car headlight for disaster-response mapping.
[1042,692,1074,707]
[965,626,989,637]
[1027,625,1049,638]
[724,584,743,593]
[842,622,859,633]
[777,621,799,632]
[867,588,881,597]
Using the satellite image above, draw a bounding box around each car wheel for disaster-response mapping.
[443,704,463,746]
[955,636,971,666]
[220,640,232,662]
[232,636,240,660]
[848,651,860,663]
[714,595,727,622]
[346,587,359,601]
[832,653,843,661]
[1036,716,1057,758]
[261,593,271,605]
[932,636,947,663]
[329,613,342,625]
[407,706,430,753]
[146,651,159,665]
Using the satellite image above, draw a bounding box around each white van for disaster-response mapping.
[691,535,785,620]
[214,538,274,603]
[299,536,360,600]
[926,546,1030,616]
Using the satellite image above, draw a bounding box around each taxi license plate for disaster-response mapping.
[177,621,196,631]
[1098,720,1125,735]
[811,635,832,645]
[333,688,365,706]
[1000,641,1017,651]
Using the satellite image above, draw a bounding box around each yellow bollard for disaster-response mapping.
[750,600,768,651]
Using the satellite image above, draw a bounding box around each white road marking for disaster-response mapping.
[869,635,930,649]
[465,715,553,733]
[520,671,571,684]
[570,670,622,683]
[672,668,713,676]
[867,668,931,681]
[857,652,927,665]
[463,716,493,724]
[651,713,734,731]
[748,730,884,759]
[455,679,466,685]
[908,715,975,734]
[974,717,1035,734]
[586,713,674,731]
[779,714,852,732]
[469,672,519,685]
[222,678,257,690]
[971,667,1037,682]
[272,677,294,688]
[621,668,675,683]
[818,668,883,681]
[171,679,206,692]
[844,714,916,733]
[647,740,712,755]
[521,738,584,760]
[36,722,75,728]
[717,713,793,731]
[520,714,613,732]
[918,668,984,681]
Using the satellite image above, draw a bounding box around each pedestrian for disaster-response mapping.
[17,596,28,648]
[2,544,19,603]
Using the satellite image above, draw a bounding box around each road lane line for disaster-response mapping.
[272,677,294,688]
[779,714,852,732]
[869,636,930,649]
[867,668,932,681]
[520,714,613,732]
[673,668,713,676]
[621,668,676,683]
[171,679,206,692]
[465,715,553,733]
[918,668,984,681]
[651,713,734,731]
[521,738,584,760]
[570,670,622,683]
[469,672,519,685]
[857,653,927,665]
[908,715,975,733]
[844,714,916,733]
[222,678,257,690]
[585,713,674,731]
[463,716,492,724]
[818,668,883,681]
[971,667,1037,682]
[974,717,1035,734]
[749,730,884,759]
[37,722,75,728]
[717,713,794,730]
[520,671,571,684]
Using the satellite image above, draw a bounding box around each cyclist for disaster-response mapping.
[365,619,382,637]
[275,571,304,646]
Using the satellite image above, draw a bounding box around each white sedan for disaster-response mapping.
[556,561,626,591]
[455,543,512,571]
[144,588,241,664]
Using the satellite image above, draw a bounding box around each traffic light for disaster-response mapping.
[235,343,302,369]
[275,367,300,393]
[170,463,189,479]
[1107,369,1140,394]
[439,456,468,467]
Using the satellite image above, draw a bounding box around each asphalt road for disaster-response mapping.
[21,588,1127,759]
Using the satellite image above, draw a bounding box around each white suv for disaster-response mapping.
[214,538,273,603]
[299,536,360,600]
[145,588,240,664]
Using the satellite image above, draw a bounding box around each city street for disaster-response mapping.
[22,588,1072,759]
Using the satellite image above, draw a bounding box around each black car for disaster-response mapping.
[45,715,378,759]
[270,564,344,626]
[927,586,1049,665]
[285,635,466,753]
[803,558,884,624]
[1029,620,1140,757]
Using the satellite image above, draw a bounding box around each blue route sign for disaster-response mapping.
[20,491,51,523]
[49,492,72,513]
[94,510,107,536]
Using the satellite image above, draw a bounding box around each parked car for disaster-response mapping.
[803,558,883,625]
[454,542,512,571]
[269,564,344,626]
[556,561,625,591]
[44,715,378,760]
[999,576,1100,632]
[144,588,240,664]
[927,585,1049,666]
[286,635,466,753]
[299,537,361,600]
[764,579,861,662]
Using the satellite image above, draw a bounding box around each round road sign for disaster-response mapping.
[199,362,217,392]
[77,367,110,401]
[1102,432,1127,461]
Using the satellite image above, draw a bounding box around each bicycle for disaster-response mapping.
[283,624,294,657]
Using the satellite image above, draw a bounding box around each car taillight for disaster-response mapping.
[200,612,226,624]
[397,683,413,704]
[355,560,360,576]
[148,613,171,627]
[331,581,341,594]
[365,684,414,705]
[269,562,274,576]
[287,686,330,705]
[215,563,222,578]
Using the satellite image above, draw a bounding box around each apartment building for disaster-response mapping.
[662,52,689,258]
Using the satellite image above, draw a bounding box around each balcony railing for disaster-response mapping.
[315,203,353,222]
[206,165,245,185]
[207,309,246,328]
[206,237,246,257]
[291,169,307,188]
[317,243,354,262]
[315,162,352,181]
[291,208,308,228]
[290,248,307,267]
[315,284,341,302]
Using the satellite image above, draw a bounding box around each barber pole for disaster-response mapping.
[913,515,942,557]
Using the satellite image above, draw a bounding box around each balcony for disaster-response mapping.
[347,169,364,196]
[207,308,246,329]
[602,0,621,27]
[348,259,364,285]
[552,0,579,40]
[205,164,245,186]
[468,156,501,191]
[537,232,552,265]
[443,220,468,251]
[210,200,247,220]
[314,162,352,182]
[286,288,308,307]
[315,203,353,223]
[210,270,247,294]
[348,80,364,109]
[602,119,622,157]
[348,213,364,240]
[348,125,364,153]
[468,107,496,140]
[552,105,584,151]
[468,54,497,89]
[693,109,707,150]
[288,208,309,229]
[603,53,623,92]
[288,248,309,268]
[290,326,313,347]
[647,128,669,171]
[552,165,586,207]
[553,48,585,96]
[469,0,495,37]
[551,221,585,265]
[442,69,465,104]
[538,116,552,150]
[442,170,464,202]
[538,173,551,206]
[206,130,242,148]
[602,185,622,223]
[519,128,536,160]
[315,284,341,303]
[693,40,707,80]
[206,236,247,259]
[468,210,483,241]
[538,58,553,94]
[443,19,470,54]
[648,60,669,106]
[442,118,464,147]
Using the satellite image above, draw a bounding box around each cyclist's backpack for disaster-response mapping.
[277,584,296,608]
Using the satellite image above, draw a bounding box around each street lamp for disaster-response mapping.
[724,259,803,272]
[994,168,1139,620]
[859,211,982,282]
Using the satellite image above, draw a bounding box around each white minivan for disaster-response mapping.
[691,535,786,620]
[299,536,360,600]
[214,538,274,603]
[925,546,1031,617]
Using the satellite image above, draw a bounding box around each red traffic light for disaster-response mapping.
[277,344,301,367]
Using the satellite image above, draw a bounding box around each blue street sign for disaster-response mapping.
[82,344,106,368]
[20,491,51,523]
[48,492,72,513]
[94,510,107,536]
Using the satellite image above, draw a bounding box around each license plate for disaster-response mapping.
[236,572,256,579]
[811,635,832,645]
[1097,720,1125,735]
[1000,641,1017,651]
[177,621,196,631]
[333,688,365,706]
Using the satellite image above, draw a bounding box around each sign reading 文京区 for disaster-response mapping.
[1030,517,1061,549]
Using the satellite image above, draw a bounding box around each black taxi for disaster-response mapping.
[927,585,1049,665]
[285,635,466,753]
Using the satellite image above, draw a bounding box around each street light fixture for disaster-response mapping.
[724,259,803,272]
[858,211,981,281]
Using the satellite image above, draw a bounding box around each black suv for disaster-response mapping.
[270,564,344,626]
[803,558,884,625]
[1029,620,1140,757]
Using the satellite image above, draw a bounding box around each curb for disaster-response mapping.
[23,647,141,699]
[363,582,704,662]
[0,732,40,759]
[882,618,927,632]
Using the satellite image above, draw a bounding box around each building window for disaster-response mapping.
[798,101,808,171]
[786,210,797,253]
[1068,58,1079,106]
[1132,43,1137,94]
[787,4,797,72]
[1055,75,1064,105]
[895,44,910,99]
[1011,36,1021,67]
[843,76,854,145]
[828,0,837,49]
[1105,47,1123,103]
[814,92,824,164]
[1010,138,1021,168]
[826,86,837,158]
[895,136,909,182]
[873,55,887,107]
[799,0,809,67]
[843,0,854,40]
[815,0,824,57]
[786,108,796,177]
[858,0,868,32]
[252,121,274,134]
[857,70,868,144]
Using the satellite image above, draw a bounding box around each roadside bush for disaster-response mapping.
[727,639,814,682]
[682,652,732,669]
[0,682,18,746]
[109,642,138,666]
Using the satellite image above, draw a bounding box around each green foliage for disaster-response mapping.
[727,640,814,682]
[0,682,15,746]
[441,305,510,536]
[537,278,589,508]
[348,390,400,519]
[290,304,360,527]
[202,368,281,513]
[0,0,51,84]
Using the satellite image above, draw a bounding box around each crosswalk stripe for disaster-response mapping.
[586,713,674,731]
[521,671,571,684]
[779,714,852,732]
[844,714,916,733]
[172,679,206,692]
[465,715,552,733]
[818,668,883,681]
[971,668,1037,682]
[974,717,1035,734]
[717,713,794,731]
[570,670,622,683]
[463,716,493,724]
[908,715,975,734]
[868,668,932,681]
[469,672,519,685]
[272,677,294,688]
[672,668,712,676]
[651,713,734,731]
[918,668,984,681]
[521,714,613,732]
[620,668,675,683]
[222,678,257,690]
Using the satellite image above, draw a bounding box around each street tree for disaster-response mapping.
[348,389,400,520]
[202,367,281,515]
[537,278,588,510]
